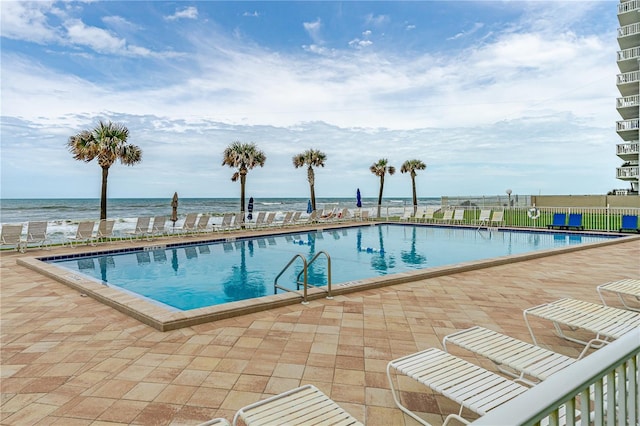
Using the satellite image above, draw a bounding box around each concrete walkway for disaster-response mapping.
[1,232,639,425]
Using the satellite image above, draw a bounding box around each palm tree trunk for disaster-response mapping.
[100,166,109,220]
[240,170,246,228]
[411,174,417,215]
[377,176,384,218]
[308,167,316,211]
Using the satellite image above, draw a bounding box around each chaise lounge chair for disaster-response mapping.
[24,221,49,250]
[566,213,583,231]
[475,209,492,227]
[439,209,454,224]
[443,326,578,386]
[67,221,97,246]
[0,224,25,252]
[489,210,504,227]
[523,298,640,348]
[126,217,151,241]
[387,347,529,425]
[96,219,116,242]
[150,216,166,237]
[230,384,363,426]
[547,213,567,230]
[452,209,465,224]
[597,278,640,312]
[620,214,640,233]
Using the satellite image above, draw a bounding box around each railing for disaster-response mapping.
[471,329,640,425]
[619,0,640,14]
[389,206,640,232]
[618,166,640,179]
[274,251,332,304]
[617,119,640,131]
[618,22,640,38]
[617,70,640,84]
[618,47,640,62]
[296,250,333,300]
[617,141,640,155]
[616,95,640,108]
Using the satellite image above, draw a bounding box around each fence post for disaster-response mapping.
[606,204,610,232]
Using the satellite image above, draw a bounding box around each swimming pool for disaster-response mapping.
[46,224,615,311]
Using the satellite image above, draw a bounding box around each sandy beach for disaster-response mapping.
[1,224,639,425]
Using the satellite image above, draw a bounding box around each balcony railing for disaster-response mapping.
[617,94,640,108]
[617,166,640,178]
[618,22,640,38]
[618,0,640,14]
[471,329,639,426]
[617,141,640,155]
[617,118,640,131]
[618,46,640,61]
[617,70,640,84]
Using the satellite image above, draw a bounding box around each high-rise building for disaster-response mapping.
[616,1,640,195]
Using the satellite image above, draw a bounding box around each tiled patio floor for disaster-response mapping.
[1,229,639,425]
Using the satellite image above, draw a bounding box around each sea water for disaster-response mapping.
[0,197,442,244]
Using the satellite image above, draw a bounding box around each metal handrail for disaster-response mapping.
[296,250,333,300]
[274,253,308,303]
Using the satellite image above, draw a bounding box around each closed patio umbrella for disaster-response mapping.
[247,197,254,220]
[171,192,179,230]
[356,188,362,208]
[307,199,312,214]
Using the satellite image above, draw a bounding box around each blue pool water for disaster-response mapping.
[48,224,615,311]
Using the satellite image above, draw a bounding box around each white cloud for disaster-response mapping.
[165,6,198,21]
[303,18,323,44]
[448,22,484,40]
[243,11,260,18]
[0,1,624,198]
[0,1,61,44]
[364,13,389,26]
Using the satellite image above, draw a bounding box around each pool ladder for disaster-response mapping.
[274,251,333,304]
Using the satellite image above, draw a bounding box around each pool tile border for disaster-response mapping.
[16,225,638,331]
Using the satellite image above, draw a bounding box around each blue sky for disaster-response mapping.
[0,1,623,200]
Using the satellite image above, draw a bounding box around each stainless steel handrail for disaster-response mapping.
[274,253,308,303]
[296,250,333,300]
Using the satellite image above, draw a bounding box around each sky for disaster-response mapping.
[0,0,625,200]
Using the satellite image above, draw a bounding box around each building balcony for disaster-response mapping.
[616,70,640,97]
[617,165,639,179]
[618,0,640,27]
[617,141,640,162]
[616,94,640,119]
[616,118,640,140]
[617,46,640,73]
[618,22,640,50]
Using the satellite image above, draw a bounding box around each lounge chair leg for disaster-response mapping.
[386,364,433,425]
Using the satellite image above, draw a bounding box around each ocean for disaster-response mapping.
[1,197,442,245]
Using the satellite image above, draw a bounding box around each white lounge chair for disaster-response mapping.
[232,384,362,426]
[231,212,244,229]
[475,209,492,227]
[263,212,276,228]
[443,326,578,385]
[67,221,96,246]
[278,211,293,227]
[178,213,198,234]
[412,206,426,222]
[597,279,640,312]
[195,214,211,233]
[440,209,454,224]
[248,211,265,229]
[214,213,234,232]
[126,217,151,241]
[399,208,413,222]
[96,219,116,242]
[387,347,529,425]
[452,209,465,224]
[360,210,370,221]
[490,211,504,227]
[523,298,640,348]
[150,216,166,237]
[289,211,302,225]
[422,207,435,223]
[1,224,25,252]
[24,221,49,250]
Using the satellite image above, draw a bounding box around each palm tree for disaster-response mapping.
[222,141,266,225]
[400,159,426,214]
[292,149,326,211]
[370,158,395,218]
[67,120,142,220]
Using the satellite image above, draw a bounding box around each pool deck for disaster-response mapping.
[2,222,639,425]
